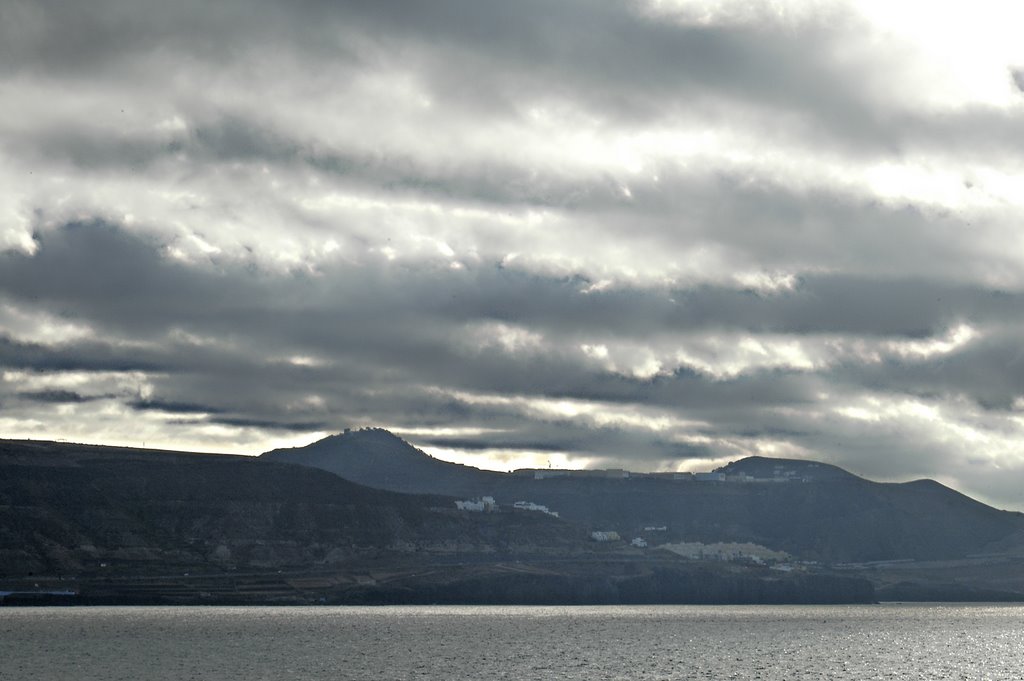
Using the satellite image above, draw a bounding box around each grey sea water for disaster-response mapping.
[2,604,1023,680]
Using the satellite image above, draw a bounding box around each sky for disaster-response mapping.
[3,0,1024,509]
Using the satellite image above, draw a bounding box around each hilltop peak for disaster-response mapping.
[319,427,411,446]
[261,426,499,495]
[266,427,433,463]
[714,456,857,482]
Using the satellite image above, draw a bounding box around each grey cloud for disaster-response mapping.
[7,0,1024,183]
[897,105,1024,159]
[3,220,1023,507]
[597,171,997,282]
[8,149,999,293]
[0,334,167,373]
[10,111,1015,301]
[5,1,1024,510]
[830,332,1024,412]
[210,417,331,432]
[0,0,349,75]
[0,221,300,337]
[421,423,717,464]
[422,437,572,454]
[1012,68,1024,93]
[0,221,990,432]
[0,0,908,150]
[129,399,226,415]
[9,116,300,178]
[3,221,1019,371]
[316,1,899,147]
[7,116,516,205]
[17,389,102,404]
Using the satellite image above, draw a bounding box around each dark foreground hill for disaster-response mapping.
[264,429,1024,565]
[0,440,587,572]
[0,439,873,605]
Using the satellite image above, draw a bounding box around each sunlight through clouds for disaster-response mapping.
[4,0,1024,509]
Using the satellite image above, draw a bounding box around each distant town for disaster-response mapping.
[449,460,827,571]
[512,462,820,483]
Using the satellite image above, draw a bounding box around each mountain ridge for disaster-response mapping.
[263,428,1024,564]
[0,437,878,605]
[7,434,1024,603]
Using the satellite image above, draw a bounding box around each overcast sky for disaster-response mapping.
[4,1,1024,509]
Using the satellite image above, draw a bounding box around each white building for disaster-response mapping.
[455,496,497,512]
[512,501,559,517]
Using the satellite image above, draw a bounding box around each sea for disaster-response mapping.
[2,604,1023,680]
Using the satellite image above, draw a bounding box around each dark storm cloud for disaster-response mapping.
[450,271,1008,339]
[830,331,1024,412]
[4,221,1017,360]
[0,334,167,373]
[129,399,226,415]
[4,221,1023,467]
[0,219,1014,443]
[0,223,242,335]
[17,389,101,404]
[211,417,331,432]
[586,169,1009,282]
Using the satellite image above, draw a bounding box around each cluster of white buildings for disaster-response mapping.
[514,468,632,480]
[698,467,812,483]
[451,497,793,568]
[511,465,812,483]
[512,501,559,517]
[454,496,497,512]
[454,497,562,518]
[590,531,621,542]
[591,533,647,548]
[659,541,791,564]
[692,467,810,483]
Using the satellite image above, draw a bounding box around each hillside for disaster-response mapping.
[262,427,503,497]
[715,456,856,481]
[2,438,876,605]
[264,429,1024,563]
[0,439,578,582]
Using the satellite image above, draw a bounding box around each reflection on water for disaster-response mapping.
[3,604,1023,680]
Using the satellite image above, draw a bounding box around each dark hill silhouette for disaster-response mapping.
[264,429,1024,563]
[0,438,576,580]
[0,438,876,605]
[262,427,502,496]
[715,455,855,481]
